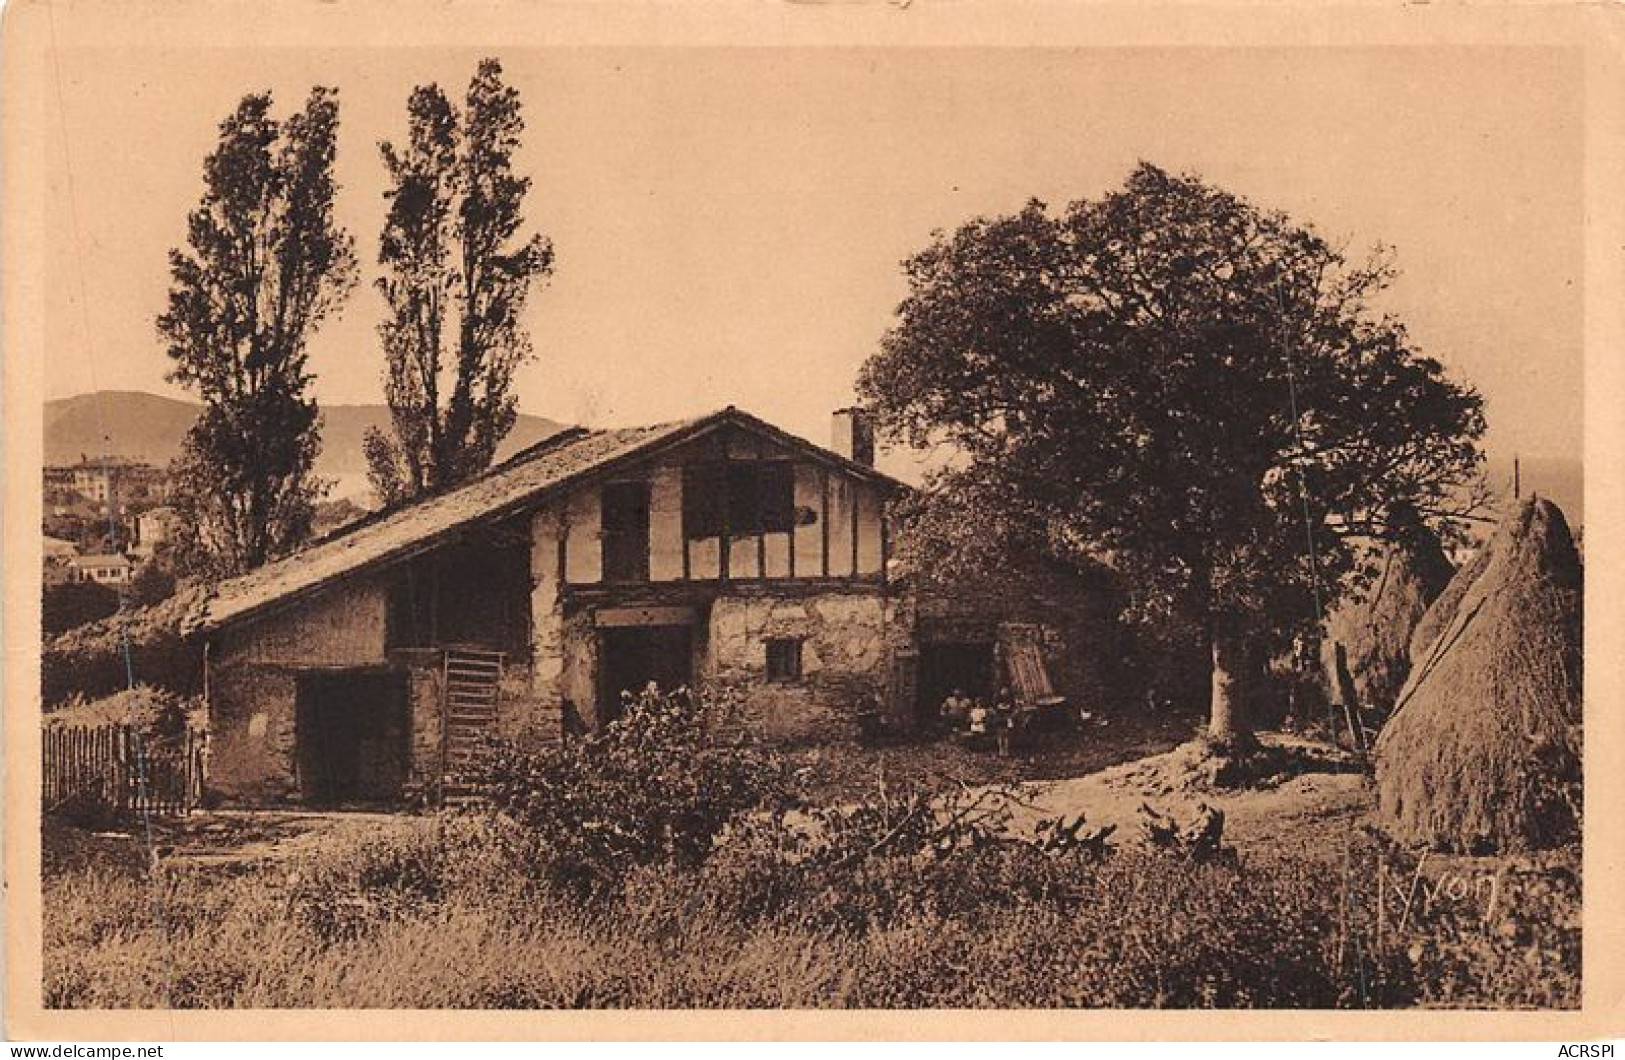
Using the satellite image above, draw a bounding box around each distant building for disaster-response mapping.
[130,505,178,559]
[43,535,79,560]
[68,461,114,504]
[42,536,80,587]
[57,457,167,506]
[68,552,133,586]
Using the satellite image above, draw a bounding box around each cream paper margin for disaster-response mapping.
[3,0,1622,1041]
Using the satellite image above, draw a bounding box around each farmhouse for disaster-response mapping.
[183,407,1093,808]
[184,408,912,805]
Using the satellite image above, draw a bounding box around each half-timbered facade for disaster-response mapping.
[188,407,913,806]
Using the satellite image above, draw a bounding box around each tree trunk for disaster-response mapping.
[1208,628,1249,744]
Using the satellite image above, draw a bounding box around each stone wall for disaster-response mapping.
[206,579,392,805]
[557,610,599,732]
[219,578,388,667]
[386,648,443,800]
[702,589,907,742]
[206,664,299,805]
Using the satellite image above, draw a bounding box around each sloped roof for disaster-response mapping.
[43,535,80,556]
[187,407,902,634]
[71,553,131,567]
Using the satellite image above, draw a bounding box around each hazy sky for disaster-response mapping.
[45,46,1583,472]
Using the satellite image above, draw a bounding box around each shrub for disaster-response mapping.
[42,581,120,636]
[40,590,204,705]
[127,561,178,610]
[470,686,794,896]
[44,685,200,738]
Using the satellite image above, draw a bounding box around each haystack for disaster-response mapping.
[1406,543,1491,669]
[1321,520,1454,723]
[1374,497,1583,853]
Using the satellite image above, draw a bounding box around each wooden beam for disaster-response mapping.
[556,496,569,588]
[595,605,699,629]
[719,434,731,581]
[756,439,767,580]
[879,500,889,584]
[819,467,831,578]
[851,484,861,577]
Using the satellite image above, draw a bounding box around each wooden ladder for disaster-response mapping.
[440,646,505,804]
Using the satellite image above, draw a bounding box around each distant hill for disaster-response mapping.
[45,391,569,501]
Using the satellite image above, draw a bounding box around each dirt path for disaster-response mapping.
[1002,734,1376,861]
[44,810,420,875]
[45,729,1373,876]
[786,706,1198,804]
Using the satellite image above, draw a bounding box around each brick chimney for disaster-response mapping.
[830,407,876,467]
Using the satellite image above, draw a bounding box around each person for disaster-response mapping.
[940,688,972,731]
[967,699,991,740]
[992,686,1017,756]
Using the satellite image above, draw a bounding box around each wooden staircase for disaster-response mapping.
[440,647,505,804]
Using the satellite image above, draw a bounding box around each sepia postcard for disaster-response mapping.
[3,0,1623,1043]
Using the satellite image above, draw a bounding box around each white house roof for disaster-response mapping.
[70,552,131,568]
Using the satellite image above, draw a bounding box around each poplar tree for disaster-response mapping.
[366,59,554,505]
[159,87,357,577]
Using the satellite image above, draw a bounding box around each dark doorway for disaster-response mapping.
[601,481,652,583]
[916,641,996,723]
[597,625,693,725]
[295,669,411,806]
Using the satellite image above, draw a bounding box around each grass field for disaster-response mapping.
[41,727,1580,1010]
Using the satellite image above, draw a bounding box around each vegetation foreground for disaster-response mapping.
[44,695,1579,1010]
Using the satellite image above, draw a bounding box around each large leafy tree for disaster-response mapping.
[159,88,357,578]
[860,163,1486,743]
[365,58,554,504]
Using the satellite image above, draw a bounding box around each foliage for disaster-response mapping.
[365,58,555,504]
[42,580,120,636]
[127,560,178,610]
[859,163,1487,737]
[40,590,204,705]
[43,805,1579,1009]
[43,685,200,740]
[469,686,792,895]
[39,676,1579,1010]
[158,87,358,577]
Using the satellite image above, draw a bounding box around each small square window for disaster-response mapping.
[765,638,803,683]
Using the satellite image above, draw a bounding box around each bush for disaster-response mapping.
[44,685,200,739]
[41,709,1578,1010]
[470,686,794,896]
[40,590,204,705]
[127,561,177,609]
[42,581,120,636]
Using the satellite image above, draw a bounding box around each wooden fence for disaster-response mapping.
[42,725,205,818]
